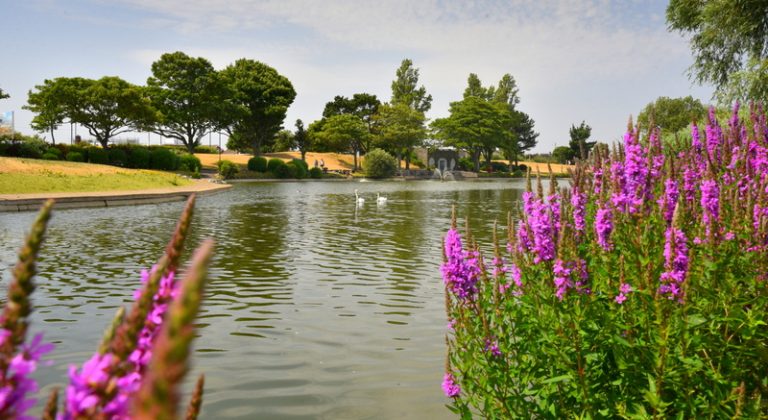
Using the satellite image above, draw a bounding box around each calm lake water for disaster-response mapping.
[0,179,530,419]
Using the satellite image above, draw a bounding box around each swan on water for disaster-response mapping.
[355,189,365,205]
[377,193,388,204]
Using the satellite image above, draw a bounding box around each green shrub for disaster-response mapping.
[108,148,128,166]
[88,148,109,164]
[292,158,308,171]
[248,156,268,172]
[309,167,323,179]
[217,160,239,179]
[362,148,397,179]
[178,154,202,172]
[267,158,285,173]
[45,147,62,159]
[42,152,60,160]
[289,159,307,178]
[66,152,84,162]
[457,157,474,171]
[193,145,219,154]
[0,134,47,159]
[150,148,178,171]
[126,147,151,169]
[274,162,292,179]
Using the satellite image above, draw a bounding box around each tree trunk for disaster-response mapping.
[50,127,56,145]
[472,150,481,172]
[186,141,196,154]
[301,150,306,162]
[252,139,261,157]
[353,152,358,172]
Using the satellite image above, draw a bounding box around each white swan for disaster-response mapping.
[377,193,387,204]
[355,189,365,205]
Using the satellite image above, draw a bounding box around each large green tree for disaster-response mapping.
[313,114,369,170]
[322,93,380,152]
[432,96,511,172]
[221,58,296,156]
[637,96,707,134]
[374,102,427,170]
[569,121,594,160]
[391,59,432,113]
[146,52,231,153]
[55,77,155,148]
[24,79,70,144]
[667,0,768,102]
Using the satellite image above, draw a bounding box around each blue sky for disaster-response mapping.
[0,0,713,152]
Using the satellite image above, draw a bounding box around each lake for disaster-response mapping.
[0,179,531,419]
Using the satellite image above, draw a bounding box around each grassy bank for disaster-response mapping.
[0,157,191,194]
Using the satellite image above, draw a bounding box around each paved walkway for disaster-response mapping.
[0,180,232,212]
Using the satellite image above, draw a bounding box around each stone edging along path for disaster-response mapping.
[0,180,232,213]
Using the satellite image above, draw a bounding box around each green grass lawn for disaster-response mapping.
[0,158,192,194]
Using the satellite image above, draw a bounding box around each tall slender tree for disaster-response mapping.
[294,119,311,162]
[569,121,594,160]
[391,59,432,113]
[24,79,69,144]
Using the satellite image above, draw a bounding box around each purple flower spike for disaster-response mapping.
[571,188,587,232]
[659,227,689,301]
[595,206,614,251]
[441,229,481,299]
[442,373,461,398]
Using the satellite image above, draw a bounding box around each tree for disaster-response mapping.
[504,110,538,168]
[314,114,369,170]
[432,96,510,172]
[374,103,427,170]
[552,146,575,164]
[146,52,231,153]
[65,77,156,149]
[637,96,708,134]
[0,88,8,100]
[24,79,69,144]
[569,121,594,160]
[322,93,380,151]
[272,129,294,152]
[220,58,296,156]
[463,73,493,100]
[391,59,432,113]
[667,0,768,102]
[294,119,310,162]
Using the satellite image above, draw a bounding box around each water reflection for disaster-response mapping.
[0,179,533,419]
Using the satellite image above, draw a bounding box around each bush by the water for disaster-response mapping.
[309,167,323,179]
[363,148,397,179]
[288,159,307,179]
[178,153,202,173]
[273,161,292,179]
[248,156,268,172]
[42,152,59,160]
[267,158,285,173]
[217,160,239,179]
[441,104,768,418]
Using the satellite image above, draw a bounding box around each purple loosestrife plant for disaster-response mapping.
[443,104,768,418]
[0,196,213,419]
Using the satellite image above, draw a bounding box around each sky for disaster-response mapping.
[0,0,714,153]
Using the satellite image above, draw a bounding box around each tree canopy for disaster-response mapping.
[146,52,230,153]
[220,58,296,156]
[312,114,369,170]
[294,119,311,162]
[322,93,380,152]
[25,76,155,148]
[637,96,707,134]
[374,102,427,169]
[391,59,432,113]
[24,78,69,143]
[667,0,768,102]
[569,121,594,160]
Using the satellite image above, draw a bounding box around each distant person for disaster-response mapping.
[320,159,325,168]
[314,159,319,168]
